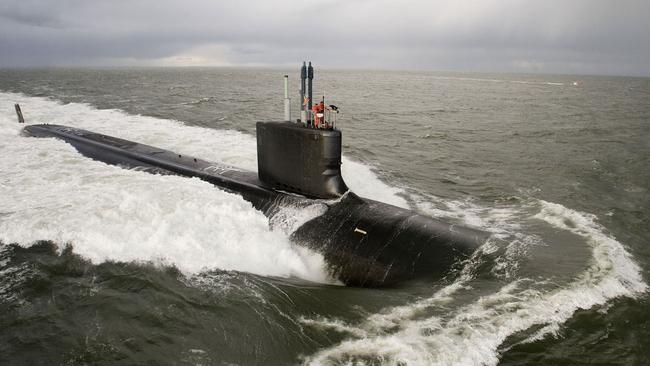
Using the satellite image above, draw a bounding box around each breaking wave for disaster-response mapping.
[0,92,403,283]
[301,196,646,365]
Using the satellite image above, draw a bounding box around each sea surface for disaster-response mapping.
[0,68,648,365]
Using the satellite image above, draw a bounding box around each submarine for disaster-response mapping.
[21,62,489,287]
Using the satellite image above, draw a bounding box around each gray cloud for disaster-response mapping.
[0,0,648,76]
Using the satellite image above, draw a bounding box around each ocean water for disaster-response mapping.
[0,68,648,365]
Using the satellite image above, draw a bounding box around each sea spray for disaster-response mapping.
[0,91,409,284]
[302,199,646,365]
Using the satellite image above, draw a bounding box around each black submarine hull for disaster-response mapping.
[22,124,488,286]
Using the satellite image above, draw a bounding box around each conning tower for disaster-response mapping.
[256,62,347,199]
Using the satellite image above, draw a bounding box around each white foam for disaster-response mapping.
[0,91,412,283]
[1,93,258,170]
[0,92,336,282]
[269,203,329,235]
[415,195,523,236]
[303,200,647,365]
[342,158,410,209]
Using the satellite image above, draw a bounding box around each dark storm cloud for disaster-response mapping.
[0,0,648,75]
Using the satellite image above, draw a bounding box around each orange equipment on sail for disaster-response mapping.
[312,101,325,128]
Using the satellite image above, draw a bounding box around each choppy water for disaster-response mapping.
[0,68,649,365]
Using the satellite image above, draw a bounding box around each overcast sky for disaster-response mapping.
[1,0,648,76]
